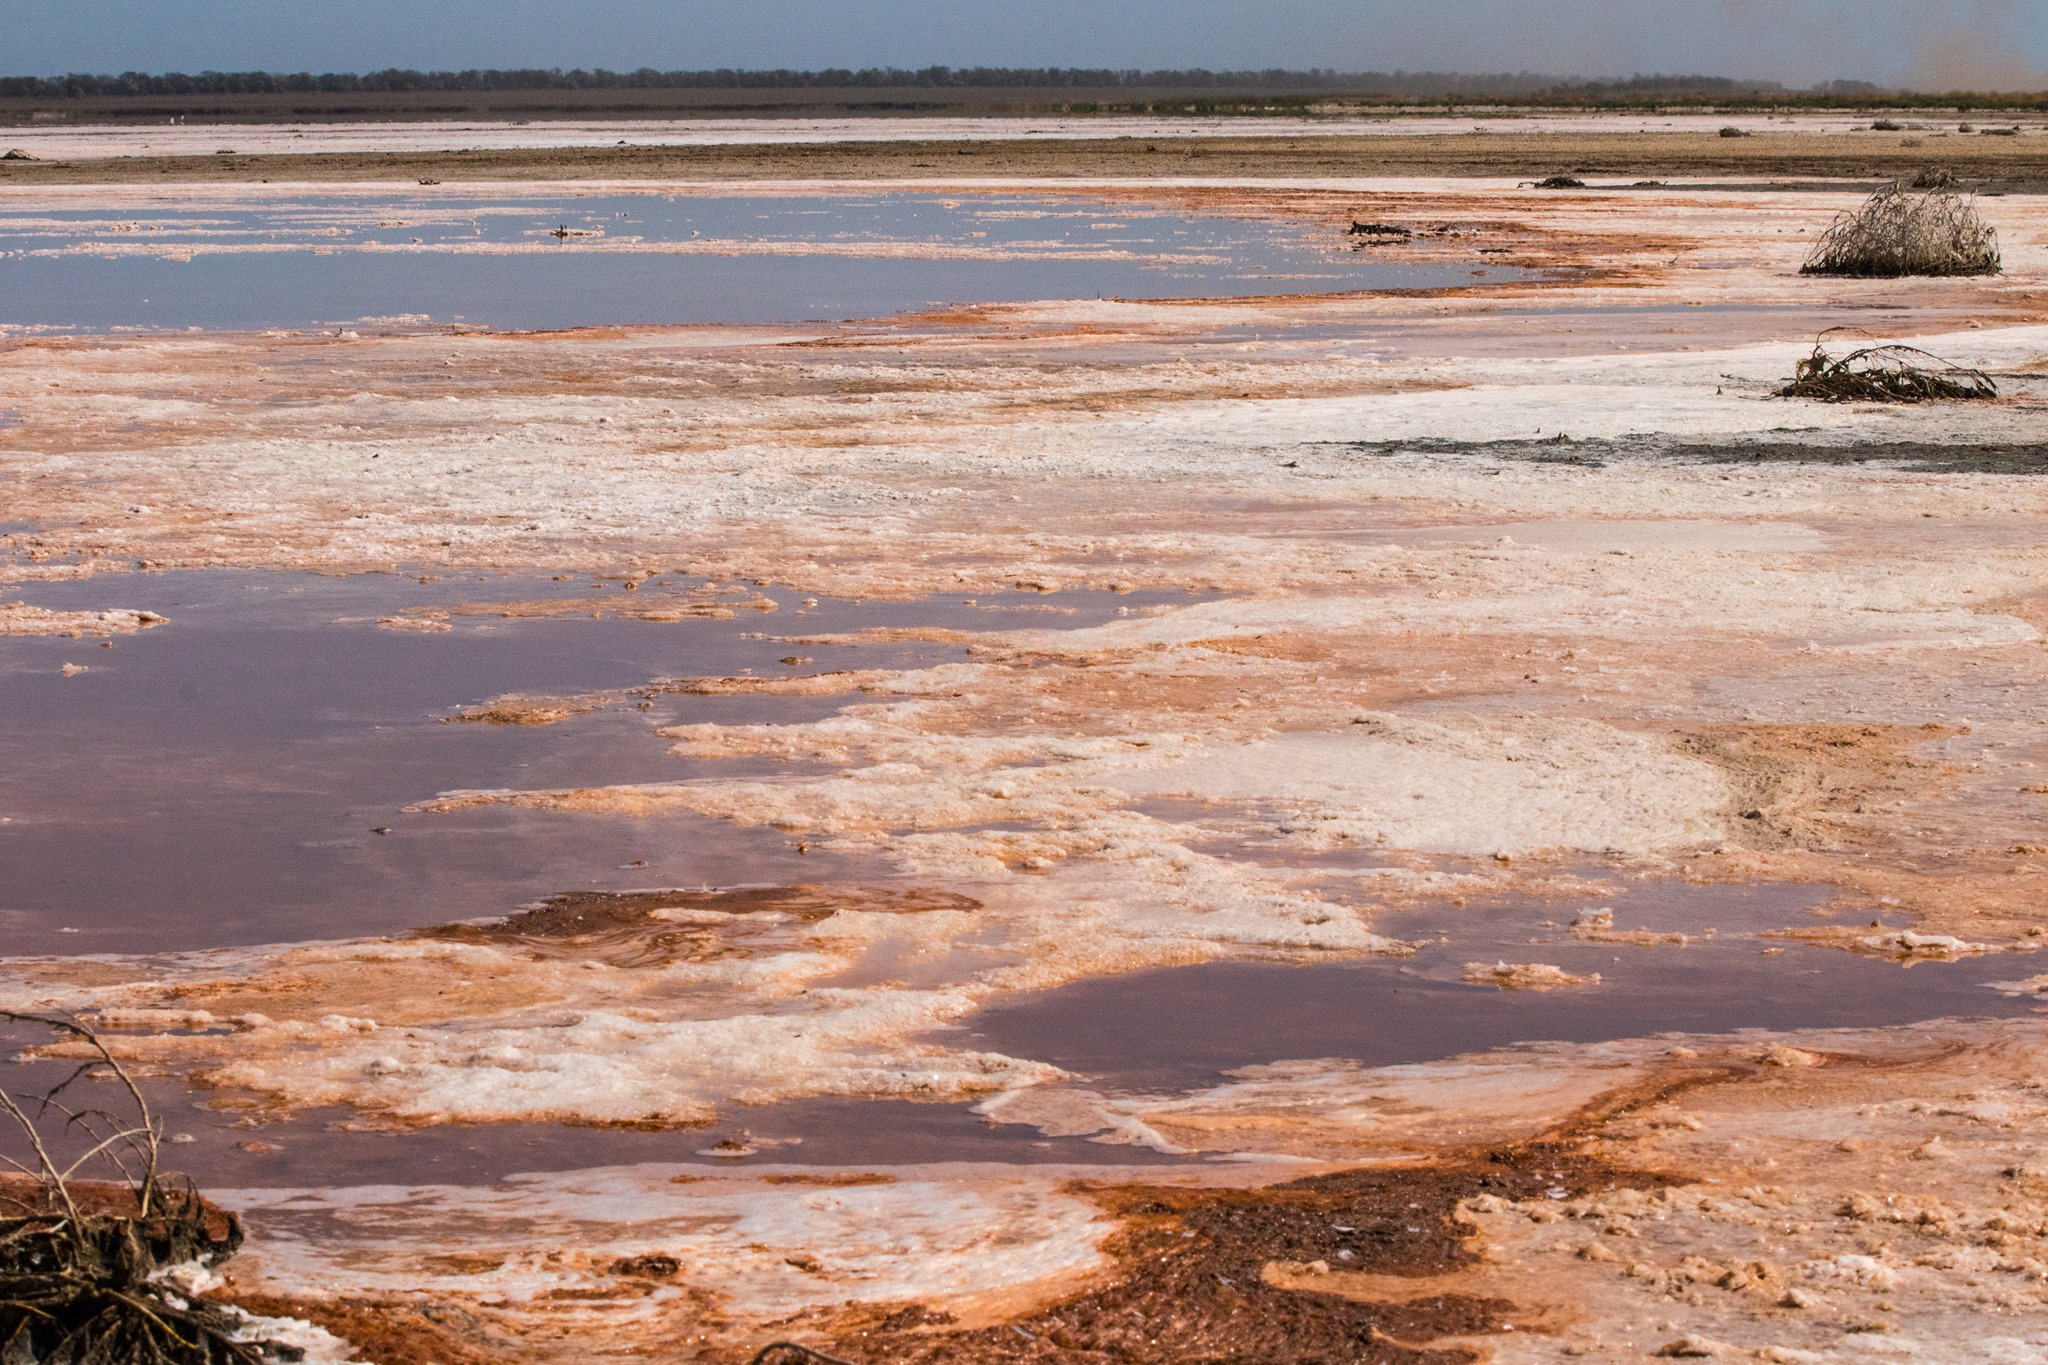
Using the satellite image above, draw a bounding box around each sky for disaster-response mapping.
[7,0,2048,89]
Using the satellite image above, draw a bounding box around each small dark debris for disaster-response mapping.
[1718,126,1750,138]
[612,1253,680,1278]
[749,1345,862,1365]
[1535,174,1585,189]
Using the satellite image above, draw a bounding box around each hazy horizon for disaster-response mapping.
[7,1,2047,93]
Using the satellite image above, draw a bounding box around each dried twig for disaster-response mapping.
[0,1012,295,1364]
[1780,330,1997,403]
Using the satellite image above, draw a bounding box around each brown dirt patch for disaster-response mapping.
[1674,722,1957,850]
[807,1152,1677,1365]
[791,1079,1718,1364]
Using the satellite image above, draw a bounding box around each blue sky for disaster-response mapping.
[7,1,2046,88]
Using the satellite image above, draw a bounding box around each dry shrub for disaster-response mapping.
[1911,166,1958,189]
[0,1013,294,1365]
[1534,174,1586,189]
[1781,333,1996,403]
[1801,182,2000,277]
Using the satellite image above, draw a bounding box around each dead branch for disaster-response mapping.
[0,1013,297,1364]
[1780,332,1997,403]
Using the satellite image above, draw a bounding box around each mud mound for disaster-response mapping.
[416,885,983,966]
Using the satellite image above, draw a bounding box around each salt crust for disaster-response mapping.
[437,701,1733,857]
[9,186,2048,1349]
[1460,960,1602,989]
[3,934,1054,1125]
[9,180,2048,601]
[75,681,1719,1122]
[0,806,1420,1123]
[192,1019,2048,1361]
[1109,722,1727,857]
[224,1309,364,1365]
[0,533,2017,1127]
[0,602,165,635]
[215,1162,1125,1328]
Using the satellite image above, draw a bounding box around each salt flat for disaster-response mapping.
[6,157,2048,1361]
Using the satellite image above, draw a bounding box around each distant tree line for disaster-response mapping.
[0,66,1810,100]
[8,67,2030,108]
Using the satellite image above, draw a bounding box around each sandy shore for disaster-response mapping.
[6,159,2048,1360]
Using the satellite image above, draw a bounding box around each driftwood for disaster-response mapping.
[0,1013,294,1365]
[1780,335,1996,403]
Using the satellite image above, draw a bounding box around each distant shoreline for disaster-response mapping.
[6,78,2048,127]
[5,127,2048,186]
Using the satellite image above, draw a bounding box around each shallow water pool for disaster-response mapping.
[0,568,1194,950]
[0,190,1529,332]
